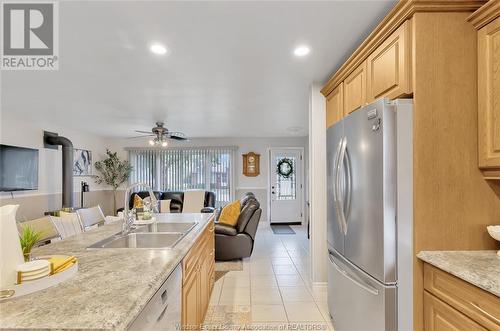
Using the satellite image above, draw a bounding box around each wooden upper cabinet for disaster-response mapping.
[326,83,344,128]
[477,16,500,176]
[366,20,412,102]
[344,62,367,114]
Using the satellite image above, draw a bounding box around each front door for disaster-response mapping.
[269,148,303,224]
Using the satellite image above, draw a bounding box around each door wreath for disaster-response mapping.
[277,158,294,178]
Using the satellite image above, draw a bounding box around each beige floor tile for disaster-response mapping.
[316,301,332,321]
[222,276,251,288]
[284,302,325,322]
[279,286,314,302]
[250,265,275,276]
[275,274,305,287]
[251,304,288,322]
[251,287,283,305]
[225,269,250,278]
[219,287,251,305]
[245,322,289,331]
[273,265,298,275]
[288,322,333,331]
[310,287,328,303]
[271,257,293,266]
[250,275,278,288]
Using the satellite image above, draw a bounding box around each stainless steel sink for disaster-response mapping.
[88,232,184,249]
[134,222,197,234]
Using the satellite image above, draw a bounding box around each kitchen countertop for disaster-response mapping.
[417,250,500,297]
[0,213,213,331]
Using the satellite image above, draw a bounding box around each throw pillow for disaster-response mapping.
[218,200,241,227]
[133,194,143,209]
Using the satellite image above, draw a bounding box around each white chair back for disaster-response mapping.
[182,190,205,213]
[17,216,61,244]
[77,205,106,230]
[51,212,83,239]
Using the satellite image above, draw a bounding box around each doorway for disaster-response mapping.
[269,148,303,224]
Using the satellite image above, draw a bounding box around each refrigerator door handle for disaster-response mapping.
[336,137,348,235]
[333,138,345,234]
[344,143,352,226]
[328,253,379,296]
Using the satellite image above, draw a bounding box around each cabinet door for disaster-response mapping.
[326,83,344,128]
[366,20,411,101]
[424,292,487,331]
[344,62,367,114]
[199,244,211,321]
[182,266,200,330]
[478,17,500,172]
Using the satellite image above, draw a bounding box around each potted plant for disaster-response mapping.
[94,149,133,215]
[19,225,42,262]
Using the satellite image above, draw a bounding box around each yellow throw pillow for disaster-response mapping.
[133,194,143,209]
[218,200,241,227]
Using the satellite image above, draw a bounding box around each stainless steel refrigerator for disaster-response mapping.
[327,98,413,331]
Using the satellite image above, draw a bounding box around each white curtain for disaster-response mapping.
[128,147,235,207]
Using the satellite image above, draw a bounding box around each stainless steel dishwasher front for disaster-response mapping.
[128,263,182,331]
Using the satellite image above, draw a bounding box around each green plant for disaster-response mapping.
[19,226,43,261]
[94,149,133,214]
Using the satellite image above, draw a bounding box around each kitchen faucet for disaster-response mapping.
[122,183,159,235]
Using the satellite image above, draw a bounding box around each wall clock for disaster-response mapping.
[242,152,260,177]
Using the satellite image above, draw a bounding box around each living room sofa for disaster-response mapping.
[118,190,215,214]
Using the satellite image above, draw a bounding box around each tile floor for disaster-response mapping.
[204,223,334,330]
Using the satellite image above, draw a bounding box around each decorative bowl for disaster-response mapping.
[486,225,500,256]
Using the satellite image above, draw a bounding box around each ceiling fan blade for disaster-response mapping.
[169,135,188,141]
[127,134,155,139]
[135,130,153,134]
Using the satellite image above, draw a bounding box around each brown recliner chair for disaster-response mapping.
[214,193,262,261]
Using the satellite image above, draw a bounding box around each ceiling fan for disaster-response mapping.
[131,122,188,147]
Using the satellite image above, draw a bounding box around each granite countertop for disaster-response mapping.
[0,213,213,331]
[417,250,500,297]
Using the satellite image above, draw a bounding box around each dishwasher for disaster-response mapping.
[128,263,182,331]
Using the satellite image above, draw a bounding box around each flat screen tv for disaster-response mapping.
[0,144,39,191]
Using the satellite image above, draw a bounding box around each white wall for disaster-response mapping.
[0,113,120,218]
[308,83,327,285]
[110,136,309,222]
[0,114,114,196]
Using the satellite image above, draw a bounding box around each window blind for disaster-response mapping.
[128,147,235,207]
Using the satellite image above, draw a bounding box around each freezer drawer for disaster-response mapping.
[328,251,396,331]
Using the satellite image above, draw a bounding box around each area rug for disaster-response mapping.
[214,259,243,281]
[271,224,296,234]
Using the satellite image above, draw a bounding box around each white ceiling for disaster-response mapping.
[1,1,395,138]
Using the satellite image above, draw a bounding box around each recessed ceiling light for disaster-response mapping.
[150,43,167,55]
[293,46,310,57]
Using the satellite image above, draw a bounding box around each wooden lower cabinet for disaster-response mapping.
[182,267,200,328]
[423,263,500,331]
[424,292,487,331]
[181,220,215,330]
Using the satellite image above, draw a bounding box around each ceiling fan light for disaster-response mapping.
[148,139,155,146]
[161,141,168,147]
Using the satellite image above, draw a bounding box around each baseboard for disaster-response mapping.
[270,222,302,225]
[311,281,328,290]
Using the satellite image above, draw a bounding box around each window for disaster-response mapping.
[128,147,235,207]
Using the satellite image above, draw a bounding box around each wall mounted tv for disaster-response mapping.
[0,144,39,191]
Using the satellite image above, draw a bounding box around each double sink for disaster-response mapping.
[87,222,197,249]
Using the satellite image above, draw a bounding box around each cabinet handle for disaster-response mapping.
[156,304,169,322]
[470,302,500,325]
